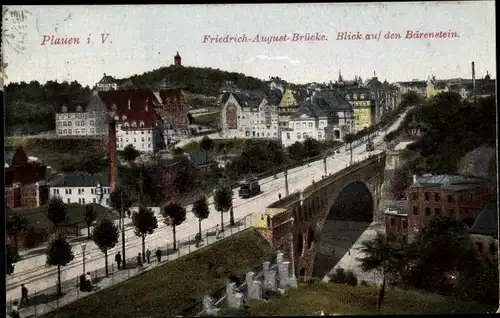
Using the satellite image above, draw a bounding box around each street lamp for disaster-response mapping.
[81,243,87,273]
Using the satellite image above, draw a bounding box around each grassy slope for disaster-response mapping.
[42,229,274,318]
[14,203,113,230]
[223,281,494,316]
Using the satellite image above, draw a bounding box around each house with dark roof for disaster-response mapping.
[469,200,498,260]
[96,73,118,91]
[55,100,107,137]
[49,172,111,206]
[98,89,166,152]
[220,90,280,139]
[5,146,49,208]
[280,89,354,147]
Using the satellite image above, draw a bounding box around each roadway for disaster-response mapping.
[6,108,411,301]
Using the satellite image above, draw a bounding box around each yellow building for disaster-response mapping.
[278,88,298,128]
[344,88,374,132]
[426,76,449,99]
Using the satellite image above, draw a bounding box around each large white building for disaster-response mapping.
[96,73,118,91]
[98,89,165,152]
[281,89,354,147]
[55,101,107,137]
[49,173,112,207]
[220,90,281,139]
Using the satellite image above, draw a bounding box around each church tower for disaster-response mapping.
[174,51,182,66]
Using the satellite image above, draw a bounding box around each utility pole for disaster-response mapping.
[120,193,126,269]
[350,142,353,165]
[323,155,327,175]
[284,167,289,196]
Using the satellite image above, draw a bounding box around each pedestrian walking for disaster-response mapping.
[156,248,162,263]
[20,284,30,306]
[215,224,220,238]
[115,252,122,270]
[278,193,282,200]
[146,249,151,264]
[85,272,93,290]
[137,253,143,270]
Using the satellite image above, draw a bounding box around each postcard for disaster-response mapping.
[3,3,497,317]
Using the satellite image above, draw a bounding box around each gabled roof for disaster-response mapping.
[469,201,498,238]
[221,92,263,109]
[411,174,490,191]
[158,88,185,104]
[98,90,160,128]
[5,146,18,166]
[50,172,109,187]
[58,101,88,113]
[98,73,116,84]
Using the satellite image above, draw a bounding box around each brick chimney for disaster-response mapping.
[471,61,476,95]
[108,120,118,191]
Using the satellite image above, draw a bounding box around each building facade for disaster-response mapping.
[49,173,111,207]
[153,83,191,142]
[278,87,299,129]
[384,206,408,237]
[343,87,374,132]
[98,89,165,152]
[55,101,107,137]
[96,73,118,91]
[406,174,493,235]
[220,91,281,139]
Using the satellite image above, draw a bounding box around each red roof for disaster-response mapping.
[98,90,160,129]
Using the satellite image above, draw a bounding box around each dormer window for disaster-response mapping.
[131,121,137,127]
[139,121,145,128]
[353,94,358,100]
[122,115,127,121]
[360,93,365,99]
[124,123,129,128]
[114,116,120,121]
[61,106,67,112]
[76,106,82,112]
[345,95,350,100]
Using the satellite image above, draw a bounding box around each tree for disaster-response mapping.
[84,204,97,238]
[213,185,232,232]
[390,164,413,200]
[303,138,321,158]
[6,210,28,249]
[287,142,304,162]
[132,206,158,262]
[192,195,210,240]
[403,216,474,293]
[200,136,214,152]
[161,201,186,251]
[343,133,356,164]
[357,232,410,309]
[46,234,75,296]
[109,186,133,268]
[122,144,140,164]
[173,147,185,156]
[92,218,119,277]
[6,243,20,275]
[46,197,67,233]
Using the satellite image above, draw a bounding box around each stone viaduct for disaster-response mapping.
[254,152,387,279]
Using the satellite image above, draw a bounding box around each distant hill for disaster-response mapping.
[117,65,268,96]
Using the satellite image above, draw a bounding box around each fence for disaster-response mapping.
[8,214,254,318]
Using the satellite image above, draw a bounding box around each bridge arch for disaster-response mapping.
[312,180,375,278]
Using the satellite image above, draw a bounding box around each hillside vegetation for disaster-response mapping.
[385,92,496,175]
[5,67,266,136]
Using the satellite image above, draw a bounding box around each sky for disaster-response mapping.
[2,2,496,87]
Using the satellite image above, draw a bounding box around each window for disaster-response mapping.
[141,131,144,135]
[106,198,110,205]
[447,194,453,203]
[132,121,137,127]
[318,133,322,139]
[470,193,474,200]
[295,123,300,128]
[93,198,97,203]
[58,130,63,135]
[425,207,431,216]
[68,129,72,134]
[67,198,70,204]
[308,122,313,128]
[141,137,145,142]
[91,188,94,194]
[68,121,72,126]
[345,94,350,100]
[434,193,440,202]
[78,189,82,194]
[302,122,307,128]
[297,132,301,139]
[286,132,291,140]
[140,121,145,127]
[81,120,85,126]
[81,128,86,133]
[80,188,84,194]
[434,208,441,216]
[401,219,408,229]
[122,115,127,121]
[82,198,85,204]
[412,192,419,200]
[89,120,94,126]
[63,129,68,134]
[63,121,67,127]
[78,198,81,204]
[68,189,72,195]
[424,192,430,201]
[90,128,95,134]
[360,93,365,99]
[390,218,395,226]
[412,206,419,215]
[149,144,152,148]
[148,137,151,141]
[53,189,57,195]
[134,138,137,142]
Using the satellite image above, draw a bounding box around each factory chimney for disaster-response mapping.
[471,61,476,95]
